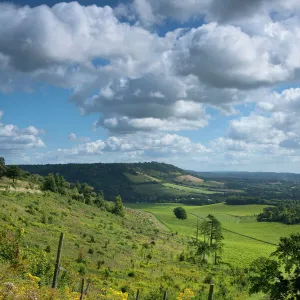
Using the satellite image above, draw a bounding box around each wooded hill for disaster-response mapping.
[19,162,225,203]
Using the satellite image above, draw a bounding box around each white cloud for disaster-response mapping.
[170,22,291,89]
[57,132,208,157]
[68,133,77,141]
[0,2,170,72]
[228,114,286,145]
[122,0,300,28]
[68,133,91,142]
[0,115,45,153]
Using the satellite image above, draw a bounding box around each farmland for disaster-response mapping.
[162,183,221,195]
[128,203,300,267]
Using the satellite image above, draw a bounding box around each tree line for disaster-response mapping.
[257,201,300,225]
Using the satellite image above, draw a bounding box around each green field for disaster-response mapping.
[124,172,161,183]
[128,203,300,267]
[0,191,261,299]
[163,182,221,194]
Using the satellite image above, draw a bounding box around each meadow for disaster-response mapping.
[128,203,300,268]
[162,183,220,195]
[1,189,261,299]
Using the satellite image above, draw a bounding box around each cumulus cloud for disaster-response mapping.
[170,22,295,89]
[208,87,300,166]
[77,74,212,133]
[121,0,300,27]
[0,113,45,153]
[255,88,300,149]
[68,133,77,141]
[2,1,300,133]
[0,2,170,72]
[68,133,91,142]
[3,1,300,170]
[58,132,208,157]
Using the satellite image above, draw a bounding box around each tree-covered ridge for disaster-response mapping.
[20,162,184,200]
[20,162,227,204]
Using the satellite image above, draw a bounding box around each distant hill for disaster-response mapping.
[189,171,300,182]
[19,162,225,202]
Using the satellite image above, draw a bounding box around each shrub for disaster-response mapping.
[178,252,185,262]
[78,264,87,276]
[173,207,187,220]
[128,271,135,277]
[45,245,51,253]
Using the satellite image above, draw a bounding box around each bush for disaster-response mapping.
[173,207,187,220]
[128,271,135,277]
[78,264,87,276]
[113,195,125,217]
[45,245,51,253]
[178,252,185,261]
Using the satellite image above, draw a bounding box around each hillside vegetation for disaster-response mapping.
[0,188,257,299]
[19,162,227,203]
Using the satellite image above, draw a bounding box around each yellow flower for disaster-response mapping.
[177,288,195,300]
[24,272,41,284]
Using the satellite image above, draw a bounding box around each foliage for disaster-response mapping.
[257,202,300,224]
[0,186,253,299]
[43,173,58,192]
[196,215,223,265]
[113,195,125,217]
[173,207,187,220]
[0,157,6,178]
[6,165,21,182]
[0,226,22,264]
[249,233,300,299]
[19,162,230,202]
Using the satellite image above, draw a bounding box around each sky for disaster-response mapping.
[2,0,300,172]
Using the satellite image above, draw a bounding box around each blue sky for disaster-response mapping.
[1,0,300,171]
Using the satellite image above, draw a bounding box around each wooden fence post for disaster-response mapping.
[136,289,140,300]
[52,232,64,289]
[196,218,199,241]
[163,290,168,300]
[84,281,90,296]
[208,284,214,300]
[80,278,85,300]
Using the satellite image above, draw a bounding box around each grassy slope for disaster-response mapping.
[124,173,161,183]
[163,183,221,195]
[174,175,204,184]
[1,190,251,299]
[128,203,300,268]
[0,177,41,193]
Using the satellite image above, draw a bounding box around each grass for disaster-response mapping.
[133,183,189,197]
[1,189,259,299]
[174,175,204,184]
[163,183,222,194]
[0,187,267,299]
[0,177,41,193]
[124,172,161,183]
[128,203,300,268]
